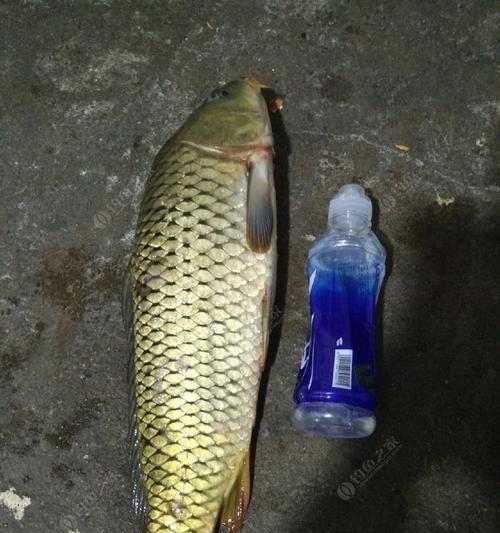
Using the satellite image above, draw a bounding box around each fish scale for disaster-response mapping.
[129,139,272,532]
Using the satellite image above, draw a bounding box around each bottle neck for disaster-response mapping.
[328,213,371,235]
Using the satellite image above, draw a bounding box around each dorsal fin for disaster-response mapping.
[123,272,147,525]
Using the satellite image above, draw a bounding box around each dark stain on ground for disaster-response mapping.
[484,123,500,187]
[1,322,47,390]
[321,74,354,102]
[38,247,122,320]
[50,462,85,489]
[94,263,122,295]
[345,24,363,35]
[34,320,46,338]
[132,134,142,150]
[0,296,21,317]
[45,398,104,449]
[0,347,25,384]
[38,247,89,319]
[0,407,43,457]
[344,23,365,49]
[29,82,43,97]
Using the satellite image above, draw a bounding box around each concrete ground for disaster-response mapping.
[1,1,498,532]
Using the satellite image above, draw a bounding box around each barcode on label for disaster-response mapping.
[332,349,353,389]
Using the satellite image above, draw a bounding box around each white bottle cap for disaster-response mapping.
[328,184,372,225]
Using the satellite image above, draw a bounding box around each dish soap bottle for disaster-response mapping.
[292,184,386,438]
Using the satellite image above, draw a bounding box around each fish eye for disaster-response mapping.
[207,87,229,101]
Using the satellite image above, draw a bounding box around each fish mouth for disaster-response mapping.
[242,75,272,90]
[241,76,274,151]
[243,75,284,114]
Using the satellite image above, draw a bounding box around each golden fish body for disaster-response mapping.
[126,80,276,533]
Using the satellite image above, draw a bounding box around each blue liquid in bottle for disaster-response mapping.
[292,184,386,438]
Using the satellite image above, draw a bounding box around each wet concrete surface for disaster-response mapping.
[1,1,499,532]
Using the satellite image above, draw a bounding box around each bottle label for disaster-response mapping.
[294,263,382,411]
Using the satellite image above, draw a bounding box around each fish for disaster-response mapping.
[124,77,277,533]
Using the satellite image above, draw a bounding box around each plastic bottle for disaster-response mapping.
[292,184,386,438]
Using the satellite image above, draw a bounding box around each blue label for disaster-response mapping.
[294,261,383,411]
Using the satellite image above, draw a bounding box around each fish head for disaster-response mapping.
[177,78,272,150]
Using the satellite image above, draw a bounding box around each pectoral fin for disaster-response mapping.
[246,156,275,254]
